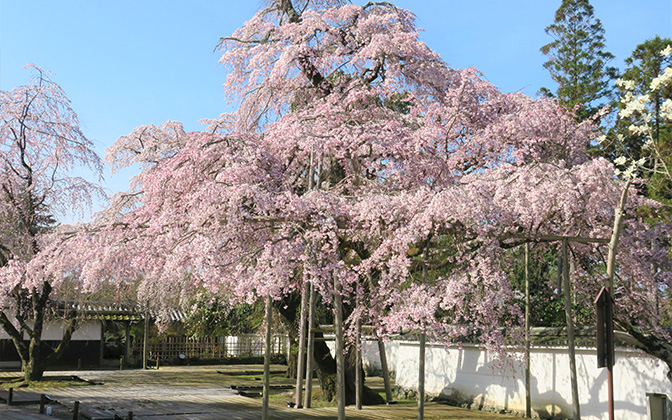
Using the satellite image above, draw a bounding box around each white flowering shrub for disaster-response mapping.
[612,45,672,181]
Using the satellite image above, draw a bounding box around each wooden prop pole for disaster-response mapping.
[262,294,272,420]
[295,282,308,408]
[562,239,580,420]
[334,280,346,420]
[304,283,316,408]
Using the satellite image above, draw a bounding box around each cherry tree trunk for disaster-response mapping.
[309,332,384,405]
[23,348,48,382]
[22,295,51,382]
[0,281,65,383]
[275,294,384,405]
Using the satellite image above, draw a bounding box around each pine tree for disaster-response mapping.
[540,0,619,121]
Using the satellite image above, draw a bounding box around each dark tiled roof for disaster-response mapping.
[57,300,186,322]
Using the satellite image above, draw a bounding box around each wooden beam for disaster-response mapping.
[509,233,609,244]
[540,234,609,244]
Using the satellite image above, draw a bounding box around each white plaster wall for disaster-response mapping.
[0,319,101,341]
[384,341,671,420]
[326,337,400,376]
[360,339,400,375]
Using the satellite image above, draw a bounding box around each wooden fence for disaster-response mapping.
[133,334,289,362]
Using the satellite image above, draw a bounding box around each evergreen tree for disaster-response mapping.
[540,0,619,121]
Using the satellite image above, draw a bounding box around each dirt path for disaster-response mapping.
[0,365,521,419]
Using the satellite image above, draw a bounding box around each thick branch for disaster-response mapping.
[614,320,672,381]
[280,0,301,23]
[0,310,28,361]
[31,281,52,334]
[297,55,333,95]
[13,286,33,337]
[606,178,632,290]
[46,317,79,363]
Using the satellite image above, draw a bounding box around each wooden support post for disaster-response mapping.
[143,310,149,369]
[562,239,580,420]
[262,294,272,420]
[73,400,80,420]
[124,321,131,368]
[40,394,46,414]
[355,316,362,410]
[418,332,426,420]
[418,248,428,420]
[99,320,105,366]
[7,387,13,405]
[525,243,532,418]
[557,248,563,293]
[128,411,134,420]
[304,283,316,408]
[378,338,393,403]
[295,281,308,408]
[334,280,346,420]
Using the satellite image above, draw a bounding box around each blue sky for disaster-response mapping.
[1,0,670,222]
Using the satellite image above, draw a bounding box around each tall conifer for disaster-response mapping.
[540,0,618,121]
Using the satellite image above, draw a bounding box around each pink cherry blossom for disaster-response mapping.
[49,2,672,358]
